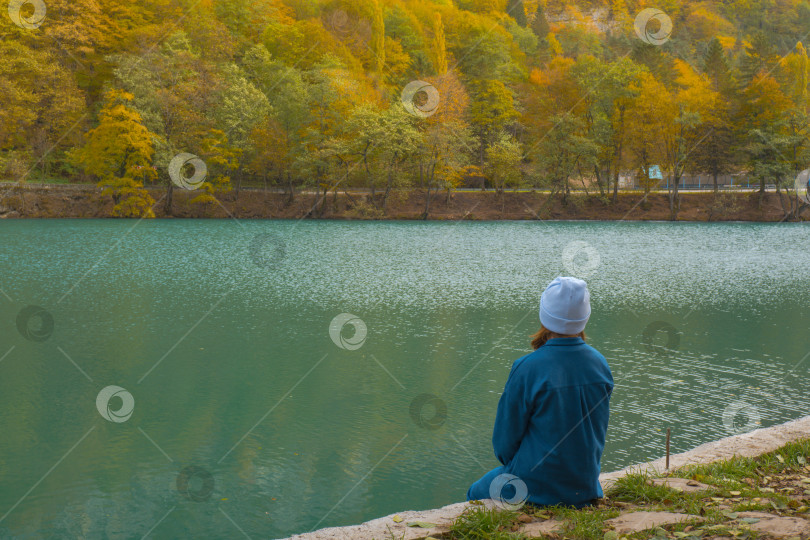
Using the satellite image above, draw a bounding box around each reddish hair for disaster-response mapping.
[530,325,586,350]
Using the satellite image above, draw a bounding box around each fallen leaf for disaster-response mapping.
[517,513,533,523]
[406,521,436,528]
[392,515,403,523]
[740,517,760,524]
[604,531,619,540]
[722,511,739,519]
[729,491,741,496]
[776,455,786,463]
[799,456,807,464]
[686,480,699,487]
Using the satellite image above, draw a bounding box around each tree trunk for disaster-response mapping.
[165,180,174,215]
[562,177,569,204]
[612,171,619,201]
[320,184,328,216]
[670,173,680,221]
[776,182,791,220]
[382,168,393,211]
[286,172,295,204]
[423,185,433,220]
[234,169,242,200]
[594,165,605,197]
[422,163,436,219]
[612,108,624,203]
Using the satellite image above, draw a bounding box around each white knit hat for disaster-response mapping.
[539,276,591,334]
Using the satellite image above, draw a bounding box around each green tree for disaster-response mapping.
[214,63,271,197]
[738,31,779,87]
[469,79,519,167]
[569,55,643,199]
[506,0,527,26]
[486,131,523,194]
[533,113,597,203]
[703,37,734,95]
[530,3,550,37]
[243,45,311,202]
[740,73,793,197]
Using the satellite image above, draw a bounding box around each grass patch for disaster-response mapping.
[546,505,621,540]
[447,504,526,539]
[606,473,721,516]
[674,438,810,483]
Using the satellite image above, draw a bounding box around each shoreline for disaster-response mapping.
[0,185,805,221]
[286,415,810,540]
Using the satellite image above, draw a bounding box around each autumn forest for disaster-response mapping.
[4,0,810,219]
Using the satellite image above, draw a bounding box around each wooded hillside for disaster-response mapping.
[3,0,810,219]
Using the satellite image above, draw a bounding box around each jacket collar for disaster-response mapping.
[544,337,585,346]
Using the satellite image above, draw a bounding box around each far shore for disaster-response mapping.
[0,184,806,222]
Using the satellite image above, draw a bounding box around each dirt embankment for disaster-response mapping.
[0,184,805,221]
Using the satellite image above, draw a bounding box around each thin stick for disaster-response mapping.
[666,427,671,470]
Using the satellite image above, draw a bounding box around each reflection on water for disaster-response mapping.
[0,219,807,538]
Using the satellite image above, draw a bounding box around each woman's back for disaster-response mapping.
[493,337,613,507]
[466,276,613,509]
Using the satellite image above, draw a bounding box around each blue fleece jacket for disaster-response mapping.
[492,337,613,507]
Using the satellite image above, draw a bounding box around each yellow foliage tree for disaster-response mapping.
[431,12,448,75]
[370,0,386,74]
[782,42,810,107]
[624,72,673,194]
[71,89,157,217]
[189,129,238,207]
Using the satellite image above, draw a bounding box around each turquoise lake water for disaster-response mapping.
[0,219,808,538]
